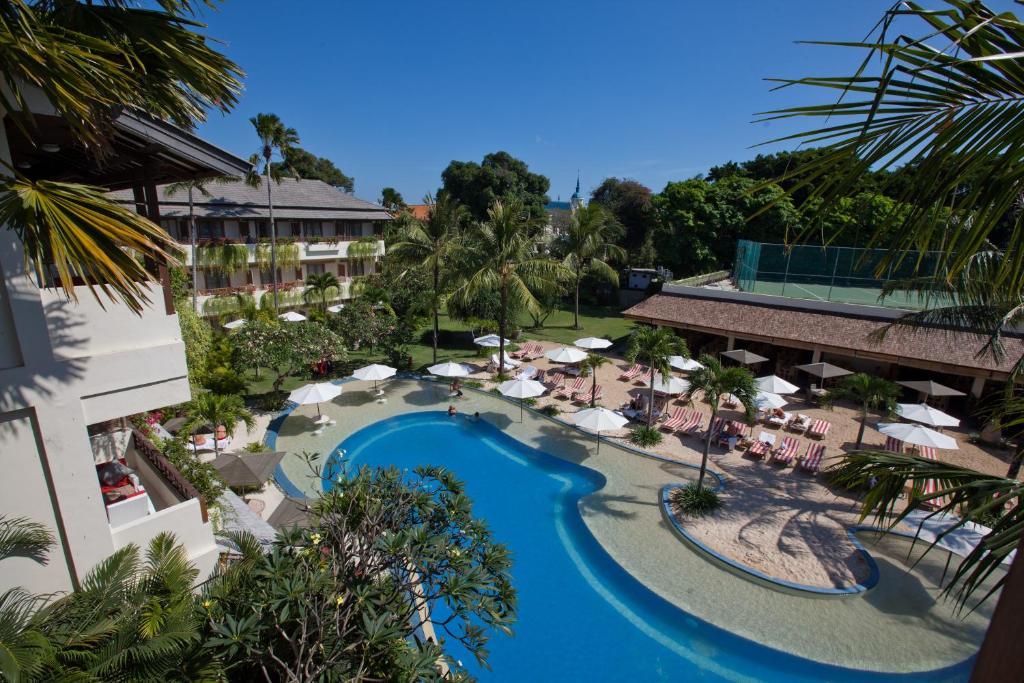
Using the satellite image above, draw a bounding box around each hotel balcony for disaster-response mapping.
[177,237,386,266]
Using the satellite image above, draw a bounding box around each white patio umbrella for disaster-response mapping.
[499,377,546,421]
[755,391,788,411]
[669,356,704,372]
[327,304,345,313]
[754,375,800,395]
[896,403,960,428]
[351,364,397,393]
[574,337,612,350]
[288,382,342,423]
[877,422,959,450]
[572,407,629,453]
[428,361,471,378]
[545,346,588,364]
[278,311,307,323]
[474,334,511,347]
[222,318,246,330]
[647,372,690,395]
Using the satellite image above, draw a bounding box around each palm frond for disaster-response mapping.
[0,516,53,563]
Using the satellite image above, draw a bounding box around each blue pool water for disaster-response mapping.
[325,412,969,682]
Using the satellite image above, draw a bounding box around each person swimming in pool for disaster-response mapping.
[448,404,457,417]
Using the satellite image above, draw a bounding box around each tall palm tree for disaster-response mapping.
[558,204,625,329]
[685,355,757,489]
[457,198,563,376]
[164,178,214,312]
[249,113,300,312]
[578,353,611,408]
[390,194,466,364]
[183,392,254,457]
[827,373,899,450]
[0,1,242,314]
[303,272,340,311]
[626,326,687,426]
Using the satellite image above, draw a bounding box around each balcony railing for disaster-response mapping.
[130,429,207,522]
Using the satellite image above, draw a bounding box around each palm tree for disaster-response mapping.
[827,373,899,450]
[390,194,466,364]
[0,2,242,314]
[558,204,625,329]
[183,393,255,457]
[578,354,611,408]
[626,326,687,426]
[457,198,563,376]
[303,272,340,311]
[685,355,757,489]
[249,113,300,312]
[164,178,214,312]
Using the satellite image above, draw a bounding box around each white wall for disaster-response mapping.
[110,498,218,581]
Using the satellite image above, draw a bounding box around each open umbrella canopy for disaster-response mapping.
[669,356,704,372]
[755,375,800,395]
[897,380,967,398]
[474,334,511,347]
[647,372,690,395]
[795,362,852,379]
[267,495,314,529]
[278,311,307,323]
[288,382,342,406]
[755,391,788,410]
[545,346,588,364]
[352,364,397,382]
[222,318,246,330]
[327,304,345,313]
[897,403,960,428]
[878,422,959,450]
[574,337,612,350]
[721,349,768,365]
[428,361,471,378]
[572,407,629,433]
[212,452,286,489]
[499,377,546,400]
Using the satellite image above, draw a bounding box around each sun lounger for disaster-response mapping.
[518,365,539,380]
[555,377,586,399]
[729,421,750,438]
[660,407,688,432]
[525,342,545,360]
[771,436,800,465]
[545,371,566,389]
[705,416,726,441]
[574,385,602,404]
[799,443,826,473]
[187,435,231,453]
[884,436,904,453]
[808,419,831,439]
[679,411,703,435]
[766,411,791,428]
[619,364,646,381]
[746,432,776,458]
[787,414,811,433]
[913,446,948,507]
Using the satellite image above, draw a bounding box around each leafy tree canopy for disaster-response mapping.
[589,177,655,253]
[440,151,550,221]
[379,187,406,212]
[272,146,354,192]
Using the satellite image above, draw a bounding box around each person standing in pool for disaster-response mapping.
[448,405,457,417]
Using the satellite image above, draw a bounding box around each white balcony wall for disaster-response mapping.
[180,239,386,265]
[110,498,218,580]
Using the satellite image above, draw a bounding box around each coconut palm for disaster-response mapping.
[625,326,687,427]
[303,272,340,311]
[0,1,242,313]
[827,373,899,450]
[456,198,564,376]
[578,353,611,408]
[557,204,626,329]
[248,113,300,312]
[684,355,757,489]
[390,194,466,364]
[164,178,214,311]
[183,392,254,457]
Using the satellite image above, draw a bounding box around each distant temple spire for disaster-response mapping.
[570,171,582,211]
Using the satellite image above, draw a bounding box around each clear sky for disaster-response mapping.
[192,0,1015,205]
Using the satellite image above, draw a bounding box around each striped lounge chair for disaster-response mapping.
[746,433,776,458]
[545,371,566,390]
[771,436,800,465]
[619,364,646,381]
[554,377,585,399]
[574,385,602,405]
[679,411,703,435]
[799,443,826,473]
[510,341,531,359]
[884,436,904,453]
[916,446,948,508]
[730,421,751,438]
[705,416,727,441]
[660,408,688,432]
[523,342,544,360]
[808,419,831,439]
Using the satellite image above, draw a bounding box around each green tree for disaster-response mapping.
[389,194,466,363]
[579,353,611,408]
[163,178,214,312]
[379,187,406,212]
[303,272,340,311]
[827,373,899,450]
[625,326,687,427]
[234,319,347,394]
[456,198,563,376]
[183,392,254,457]
[555,204,625,329]
[684,355,757,488]
[0,1,241,313]
[440,151,551,221]
[249,113,300,311]
[273,146,354,192]
[176,299,213,389]
[202,464,516,681]
[590,177,654,253]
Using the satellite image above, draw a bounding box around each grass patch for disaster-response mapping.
[670,483,721,517]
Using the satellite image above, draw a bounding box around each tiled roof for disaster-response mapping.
[406,204,430,220]
[624,293,1024,376]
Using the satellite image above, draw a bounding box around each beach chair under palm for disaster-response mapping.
[554,377,585,399]
[660,407,688,432]
[771,436,800,465]
[619,364,646,381]
[808,419,831,439]
[799,443,826,473]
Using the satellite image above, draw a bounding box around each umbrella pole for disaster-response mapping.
[520,399,524,423]
[596,430,600,454]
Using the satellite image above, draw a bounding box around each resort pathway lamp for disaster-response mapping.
[754,375,800,395]
[669,355,704,373]
[499,377,546,422]
[896,403,960,429]
[288,382,342,425]
[877,422,959,450]
[572,407,628,453]
[352,364,397,396]
[278,311,307,322]
[574,337,613,351]
[897,380,967,405]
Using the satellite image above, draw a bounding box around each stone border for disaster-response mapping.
[660,483,881,597]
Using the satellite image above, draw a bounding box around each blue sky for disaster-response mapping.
[193,1,1014,204]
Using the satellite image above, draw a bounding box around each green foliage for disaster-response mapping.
[162,438,226,503]
[347,235,381,260]
[233,319,347,393]
[670,483,721,516]
[379,187,406,212]
[303,272,341,310]
[441,151,551,221]
[0,516,53,563]
[685,354,757,488]
[590,177,654,253]
[273,146,354,192]
[168,265,191,301]
[196,243,249,273]
[255,241,300,270]
[539,404,560,417]
[626,325,688,426]
[828,373,899,449]
[242,441,269,453]
[554,203,626,329]
[202,292,256,318]
[183,392,255,456]
[176,298,213,388]
[201,339,247,395]
[629,425,663,448]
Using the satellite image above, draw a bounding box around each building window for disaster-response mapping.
[337,262,347,278]
[205,270,229,290]
[197,220,224,240]
[258,267,275,287]
[302,220,322,237]
[306,263,325,277]
[350,259,366,277]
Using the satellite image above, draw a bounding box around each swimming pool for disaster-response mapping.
[324,411,971,682]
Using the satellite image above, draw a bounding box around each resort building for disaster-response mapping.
[109,178,391,315]
[0,90,251,596]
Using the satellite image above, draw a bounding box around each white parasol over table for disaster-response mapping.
[351,364,397,396]
[289,382,342,424]
[896,403,960,428]
[755,391,788,410]
[498,377,546,421]
[574,337,612,350]
[545,346,588,364]
[669,356,704,372]
[474,334,511,348]
[428,362,471,378]
[572,407,629,453]
[877,422,959,450]
[755,375,800,395]
[647,372,690,395]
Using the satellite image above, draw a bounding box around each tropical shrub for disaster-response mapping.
[540,404,560,417]
[629,425,663,448]
[162,438,226,503]
[176,299,213,388]
[671,483,721,516]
